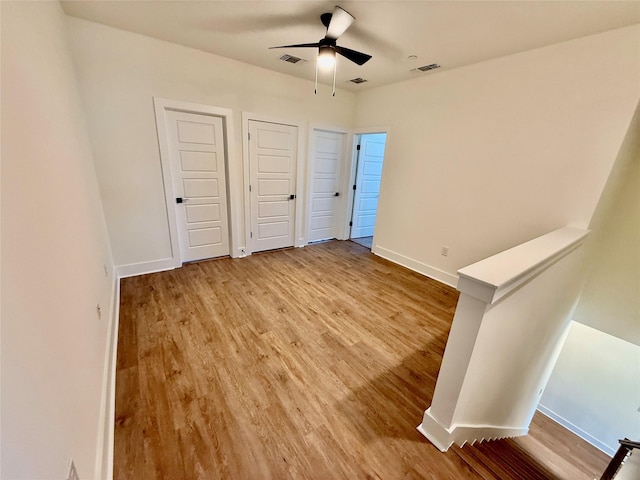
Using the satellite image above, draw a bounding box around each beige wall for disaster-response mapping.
[1,2,115,479]
[574,102,640,345]
[539,103,639,454]
[351,24,640,455]
[3,5,636,474]
[66,17,355,268]
[354,25,640,284]
[540,322,640,455]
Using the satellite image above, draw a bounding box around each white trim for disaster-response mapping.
[295,122,307,248]
[94,273,121,480]
[536,406,616,456]
[457,227,589,304]
[417,407,528,452]
[309,124,349,135]
[242,111,307,254]
[116,258,175,278]
[353,126,391,135]
[153,98,242,260]
[342,134,359,240]
[338,132,356,240]
[373,245,458,288]
[306,128,317,243]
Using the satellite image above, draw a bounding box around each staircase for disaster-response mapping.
[600,439,640,480]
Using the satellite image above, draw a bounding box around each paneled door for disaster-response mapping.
[248,120,298,252]
[166,110,230,262]
[351,133,386,239]
[308,130,345,242]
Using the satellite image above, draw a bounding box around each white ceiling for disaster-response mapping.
[61,1,640,92]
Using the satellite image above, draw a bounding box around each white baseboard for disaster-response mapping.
[94,274,121,480]
[372,245,458,288]
[416,408,456,451]
[537,405,615,456]
[116,257,176,278]
[417,407,528,452]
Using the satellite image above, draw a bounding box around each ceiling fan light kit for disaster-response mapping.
[270,5,372,97]
[317,46,336,69]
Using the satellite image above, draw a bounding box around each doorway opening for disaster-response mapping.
[349,133,387,250]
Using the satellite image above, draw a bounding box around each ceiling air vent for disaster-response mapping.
[279,54,304,64]
[349,77,368,84]
[412,63,441,72]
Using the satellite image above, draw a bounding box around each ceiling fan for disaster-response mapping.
[270,5,372,96]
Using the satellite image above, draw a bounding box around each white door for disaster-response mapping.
[166,110,230,262]
[248,120,298,252]
[308,130,345,242]
[351,133,386,239]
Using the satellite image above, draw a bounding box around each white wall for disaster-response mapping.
[66,17,356,270]
[1,2,115,479]
[420,227,590,451]
[573,102,640,346]
[13,10,632,474]
[539,102,640,455]
[540,322,640,455]
[354,25,640,285]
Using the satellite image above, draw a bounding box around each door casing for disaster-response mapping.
[154,97,241,265]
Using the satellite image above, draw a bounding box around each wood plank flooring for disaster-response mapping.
[115,240,609,479]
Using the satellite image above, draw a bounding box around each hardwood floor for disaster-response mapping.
[115,240,609,479]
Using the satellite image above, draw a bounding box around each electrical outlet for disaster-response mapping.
[67,460,80,480]
[441,246,449,256]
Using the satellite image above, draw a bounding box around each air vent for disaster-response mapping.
[412,63,441,72]
[349,77,368,84]
[279,54,304,64]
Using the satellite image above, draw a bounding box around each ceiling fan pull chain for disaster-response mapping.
[314,57,319,95]
[332,61,337,97]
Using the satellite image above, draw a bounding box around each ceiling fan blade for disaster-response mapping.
[326,6,355,40]
[269,42,320,49]
[335,45,372,66]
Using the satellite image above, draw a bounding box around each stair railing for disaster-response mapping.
[599,438,640,480]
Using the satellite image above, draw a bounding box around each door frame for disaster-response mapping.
[154,97,240,265]
[343,127,390,249]
[306,124,352,242]
[242,112,305,254]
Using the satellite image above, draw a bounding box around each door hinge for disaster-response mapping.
[356,144,361,151]
[349,221,353,227]
[352,184,356,191]
[249,184,252,192]
[248,132,251,141]
[250,232,253,239]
